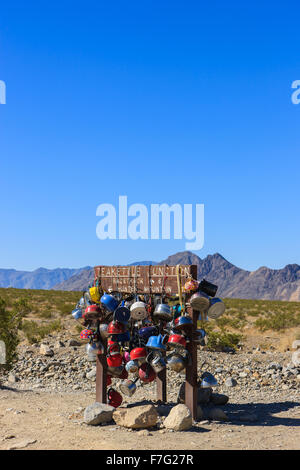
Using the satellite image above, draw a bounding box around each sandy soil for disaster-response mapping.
[0,385,299,450]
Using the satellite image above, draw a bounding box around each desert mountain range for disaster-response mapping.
[52,252,300,301]
[1,252,300,301]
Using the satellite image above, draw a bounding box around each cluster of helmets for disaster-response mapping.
[70,278,225,407]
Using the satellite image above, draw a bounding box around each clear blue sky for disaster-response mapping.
[0,1,299,271]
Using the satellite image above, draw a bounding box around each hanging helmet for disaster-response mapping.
[130,347,147,362]
[80,329,93,340]
[83,304,102,320]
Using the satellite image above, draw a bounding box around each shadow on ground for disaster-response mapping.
[224,400,300,427]
[125,398,300,428]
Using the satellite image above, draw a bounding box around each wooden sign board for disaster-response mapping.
[94,265,197,294]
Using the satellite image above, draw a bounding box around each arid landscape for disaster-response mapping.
[0,287,300,450]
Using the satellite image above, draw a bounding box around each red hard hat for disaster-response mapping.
[168,334,187,348]
[85,304,101,314]
[130,347,147,361]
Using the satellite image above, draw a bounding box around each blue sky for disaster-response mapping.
[0,1,299,271]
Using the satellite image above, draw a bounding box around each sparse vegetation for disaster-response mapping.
[21,319,62,344]
[0,297,31,370]
[204,324,242,351]
[0,289,300,353]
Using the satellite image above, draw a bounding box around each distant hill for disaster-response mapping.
[0,267,91,290]
[51,252,300,301]
[52,261,159,292]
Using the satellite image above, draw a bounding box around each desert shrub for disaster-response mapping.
[21,319,62,344]
[254,311,300,332]
[55,301,74,316]
[0,297,31,371]
[216,313,247,330]
[39,310,54,319]
[205,328,242,351]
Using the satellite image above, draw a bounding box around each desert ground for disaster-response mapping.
[0,288,300,450]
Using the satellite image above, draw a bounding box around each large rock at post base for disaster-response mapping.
[164,404,193,431]
[113,405,158,429]
[210,393,229,406]
[292,350,300,367]
[84,402,115,425]
[178,381,212,404]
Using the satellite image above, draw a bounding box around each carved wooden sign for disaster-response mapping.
[94,265,197,294]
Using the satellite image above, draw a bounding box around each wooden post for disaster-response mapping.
[94,264,198,408]
[156,321,167,402]
[185,306,198,420]
[156,368,167,403]
[96,340,107,403]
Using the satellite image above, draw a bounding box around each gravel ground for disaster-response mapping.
[0,338,299,450]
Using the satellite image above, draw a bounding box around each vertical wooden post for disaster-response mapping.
[156,368,167,403]
[96,340,107,403]
[156,321,167,402]
[184,264,198,420]
[185,307,198,420]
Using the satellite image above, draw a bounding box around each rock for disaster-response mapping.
[239,372,248,378]
[113,405,158,429]
[156,404,172,417]
[136,430,151,436]
[6,439,37,450]
[291,351,300,367]
[268,362,282,370]
[164,404,193,431]
[8,373,18,384]
[178,382,212,404]
[206,407,229,421]
[197,387,213,404]
[86,368,97,380]
[197,405,204,420]
[54,341,65,349]
[83,402,115,426]
[292,340,300,351]
[68,339,81,347]
[39,344,54,357]
[210,393,229,406]
[225,377,237,388]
